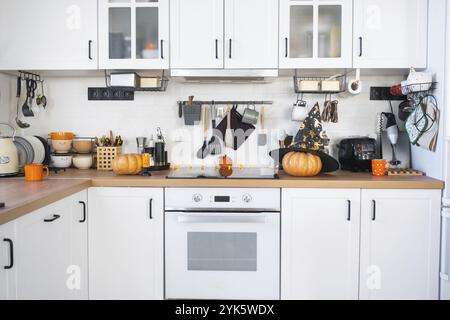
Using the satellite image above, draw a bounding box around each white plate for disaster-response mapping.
[24,136,45,164]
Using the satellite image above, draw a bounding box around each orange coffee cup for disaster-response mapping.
[25,164,49,182]
[371,160,389,177]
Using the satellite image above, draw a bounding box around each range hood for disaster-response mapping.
[170,69,278,83]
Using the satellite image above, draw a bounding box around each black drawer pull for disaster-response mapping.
[359,37,363,57]
[347,200,351,221]
[149,199,153,219]
[44,214,61,223]
[88,40,93,60]
[285,37,288,58]
[160,39,164,59]
[79,201,87,223]
[3,239,13,270]
[215,39,219,59]
[372,200,376,221]
[229,39,232,59]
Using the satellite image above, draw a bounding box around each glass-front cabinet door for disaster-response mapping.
[279,0,352,68]
[99,0,169,69]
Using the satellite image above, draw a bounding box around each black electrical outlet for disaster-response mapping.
[370,87,406,101]
[88,87,134,101]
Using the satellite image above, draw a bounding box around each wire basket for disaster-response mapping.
[293,75,347,94]
[401,82,436,95]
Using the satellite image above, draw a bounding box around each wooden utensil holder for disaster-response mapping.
[97,147,121,171]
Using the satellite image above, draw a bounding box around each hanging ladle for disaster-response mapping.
[36,79,47,108]
[15,76,30,128]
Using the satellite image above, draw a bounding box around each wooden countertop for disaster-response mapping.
[0,169,444,225]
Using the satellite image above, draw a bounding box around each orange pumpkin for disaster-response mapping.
[112,154,143,175]
[282,152,323,177]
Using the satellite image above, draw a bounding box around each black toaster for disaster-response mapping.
[338,138,378,172]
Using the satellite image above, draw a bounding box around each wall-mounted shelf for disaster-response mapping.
[105,70,169,92]
[293,74,347,94]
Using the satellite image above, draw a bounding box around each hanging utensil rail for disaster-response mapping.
[176,100,273,106]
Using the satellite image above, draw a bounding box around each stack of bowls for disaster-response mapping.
[72,137,95,170]
[49,132,74,168]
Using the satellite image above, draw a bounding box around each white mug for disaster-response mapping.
[292,100,308,122]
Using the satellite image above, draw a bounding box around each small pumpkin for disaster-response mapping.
[219,155,233,177]
[282,152,323,177]
[112,154,143,175]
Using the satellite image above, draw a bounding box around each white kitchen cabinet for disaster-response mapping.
[0,0,98,70]
[281,189,361,300]
[279,0,353,69]
[224,0,278,69]
[353,0,428,68]
[0,222,17,300]
[15,191,88,300]
[88,187,164,300]
[360,189,441,300]
[68,191,89,300]
[170,0,223,69]
[170,0,278,70]
[99,0,169,69]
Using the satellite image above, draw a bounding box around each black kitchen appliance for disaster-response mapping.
[338,138,378,172]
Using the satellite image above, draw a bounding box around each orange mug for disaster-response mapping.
[25,164,49,182]
[372,160,390,177]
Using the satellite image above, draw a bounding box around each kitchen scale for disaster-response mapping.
[167,167,279,179]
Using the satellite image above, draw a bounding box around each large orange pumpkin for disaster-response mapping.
[282,152,323,177]
[112,154,143,175]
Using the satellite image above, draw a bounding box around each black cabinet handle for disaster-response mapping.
[3,239,13,270]
[149,199,153,219]
[347,200,351,221]
[79,201,87,223]
[372,200,376,221]
[160,39,164,59]
[44,214,61,223]
[285,37,288,58]
[88,40,93,60]
[359,37,363,57]
[215,39,218,59]
[229,39,232,59]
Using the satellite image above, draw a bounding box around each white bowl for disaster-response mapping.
[51,155,73,168]
[52,139,73,154]
[73,155,93,170]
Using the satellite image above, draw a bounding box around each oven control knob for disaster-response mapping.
[192,194,203,203]
[242,194,252,203]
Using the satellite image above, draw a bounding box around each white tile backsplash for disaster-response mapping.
[1,74,405,166]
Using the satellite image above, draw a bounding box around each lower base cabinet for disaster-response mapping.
[360,189,441,300]
[282,188,441,300]
[282,189,361,300]
[0,222,17,300]
[2,191,88,300]
[88,187,164,300]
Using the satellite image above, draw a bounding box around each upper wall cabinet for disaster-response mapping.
[170,0,278,70]
[98,0,169,69]
[279,0,353,69]
[353,0,428,69]
[0,0,98,70]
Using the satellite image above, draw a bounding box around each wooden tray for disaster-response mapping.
[387,169,425,176]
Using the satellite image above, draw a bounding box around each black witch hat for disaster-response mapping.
[270,103,340,173]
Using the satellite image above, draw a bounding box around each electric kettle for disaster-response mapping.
[0,123,19,176]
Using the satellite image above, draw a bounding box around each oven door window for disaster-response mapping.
[187,232,257,271]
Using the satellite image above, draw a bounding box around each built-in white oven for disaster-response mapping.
[165,188,280,300]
